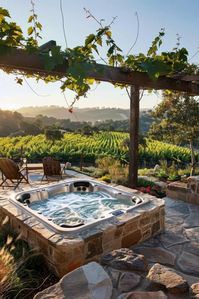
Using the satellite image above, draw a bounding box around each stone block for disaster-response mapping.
[190,283,199,297]
[101,248,148,272]
[122,229,142,247]
[123,220,138,236]
[140,215,151,227]
[166,183,188,202]
[152,220,161,234]
[102,238,122,254]
[151,211,161,223]
[85,235,103,259]
[114,223,124,238]
[141,228,151,241]
[33,262,113,299]
[31,223,55,239]
[147,263,189,294]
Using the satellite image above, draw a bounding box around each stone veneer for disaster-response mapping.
[187,176,199,204]
[0,186,165,278]
[167,176,199,204]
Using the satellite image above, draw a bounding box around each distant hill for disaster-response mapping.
[0,107,154,137]
[17,106,149,122]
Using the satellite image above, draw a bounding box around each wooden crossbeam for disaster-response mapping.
[1,49,199,95]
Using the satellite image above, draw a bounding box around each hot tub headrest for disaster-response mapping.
[18,193,31,203]
[73,181,90,188]
[70,181,94,192]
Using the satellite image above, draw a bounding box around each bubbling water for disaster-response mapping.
[29,192,135,227]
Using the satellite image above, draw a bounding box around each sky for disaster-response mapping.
[0,0,199,111]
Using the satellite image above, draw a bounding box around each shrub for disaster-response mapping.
[136,178,166,198]
[96,156,117,175]
[138,168,154,176]
[100,175,111,183]
[0,218,58,299]
[96,156,128,185]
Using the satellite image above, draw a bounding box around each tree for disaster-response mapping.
[80,125,93,136]
[44,127,63,143]
[149,92,199,175]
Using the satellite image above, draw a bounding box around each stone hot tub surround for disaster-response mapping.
[0,180,165,278]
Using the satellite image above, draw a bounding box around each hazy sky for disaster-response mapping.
[0,0,199,111]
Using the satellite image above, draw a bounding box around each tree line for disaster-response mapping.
[0,109,154,137]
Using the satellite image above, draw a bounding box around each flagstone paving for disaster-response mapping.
[132,196,199,285]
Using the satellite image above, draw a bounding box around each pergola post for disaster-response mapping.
[129,85,140,188]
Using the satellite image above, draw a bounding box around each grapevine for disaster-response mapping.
[0,4,198,109]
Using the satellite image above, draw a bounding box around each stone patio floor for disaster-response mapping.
[132,196,199,286]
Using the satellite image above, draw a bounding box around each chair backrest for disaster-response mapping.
[0,158,21,179]
[42,157,61,176]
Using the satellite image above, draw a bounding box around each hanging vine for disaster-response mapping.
[0,4,198,108]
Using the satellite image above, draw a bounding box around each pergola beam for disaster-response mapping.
[1,49,199,94]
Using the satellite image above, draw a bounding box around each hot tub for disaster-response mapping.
[2,178,165,277]
[10,179,147,234]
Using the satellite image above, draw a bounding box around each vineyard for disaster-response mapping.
[0,132,196,166]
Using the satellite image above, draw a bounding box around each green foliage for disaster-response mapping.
[0,218,57,299]
[152,160,181,181]
[96,156,128,184]
[149,92,199,143]
[44,128,63,142]
[148,92,199,174]
[100,175,111,183]
[137,178,166,198]
[138,168,154,176]
[137,177,156,188]
[0,109,42,137]
[96,156,118,174]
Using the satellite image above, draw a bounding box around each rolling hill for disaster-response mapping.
[17,106,150,122]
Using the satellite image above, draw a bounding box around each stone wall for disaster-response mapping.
[187,176,199,204]
[167,176,199,204]
[0,192,164,278]
[166,182,188,201]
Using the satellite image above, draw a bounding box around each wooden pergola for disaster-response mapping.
[1,47,199,187]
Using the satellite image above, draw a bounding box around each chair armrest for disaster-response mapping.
[19,166,27,172]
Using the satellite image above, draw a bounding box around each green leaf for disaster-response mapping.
[91,44,99,54]
[0,7,10,18]
[36,22,42,30]
[96,37,102,46]
[107,45,115,56]
[140,59,172,79]
[28,15,34,23]
[85,34,95,46]
[28,27,33,35]
[50,46,64,65]
[105,30,112,38]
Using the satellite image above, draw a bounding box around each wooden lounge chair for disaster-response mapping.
[42,157,65,181]
[0,158,29,190]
